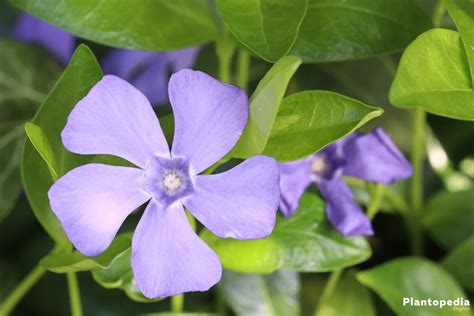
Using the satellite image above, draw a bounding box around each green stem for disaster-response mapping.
[410,107,426,255]
[66,272,83,316]
[345,177,408,215]
[216,30,236,83]
[171,294,184,314]
[314,269,343,316]
[432,1,445,27]
[0,265,46,315]
[236,50,250,91]
[367,184,387,220]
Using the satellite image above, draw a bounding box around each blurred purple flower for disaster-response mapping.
[48,70,279,298]
[101,47,200,105]
[279,128,412,236]
[12,13,75,64]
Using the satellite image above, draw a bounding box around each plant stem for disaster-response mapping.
[432,1,445,28]
[0,265,46,315]
[236,50,250,91]
[313,269,343,316]
[215,30,236,83]
[66,272,83,316]
[367,184,387,220]
[171,294,184,314]
[410,107,426,255]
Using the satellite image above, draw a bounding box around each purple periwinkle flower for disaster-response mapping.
[102,47,200,105]
[12,13,74,64]
[48,70,279,298]
[279,128,412,236]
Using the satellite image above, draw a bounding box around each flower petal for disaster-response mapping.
[62,75,170,168]
[278,158,313,217]
[184,155,279,239]
[317,177,373,236]
[48,164,149,256]
[132,200,221,298]
[12,13,74,64]
[169,69,248,174]
[343,128,412,184]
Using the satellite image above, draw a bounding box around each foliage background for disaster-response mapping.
[0,0,473,315]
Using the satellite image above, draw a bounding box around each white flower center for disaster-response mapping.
[163,172,183,191]
[311,156,327,175]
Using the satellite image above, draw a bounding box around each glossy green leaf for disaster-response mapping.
[92,248,158,303]
[21,44,103,244]
[445,0,474,84]
[24,123,59,180]
[291,0,431,62]
[216,0,307,62]
[201,193,371,273]
[316,270,375,316]
[262,91,383,162]
[422,189,474,250]
[11,0,218,50]
[389,29,474,120]
[40,234,131,273]
[357,257,469,316]
[442,236,474,291]
[0,40,60,222]
[217,0,430,62]
[220,270,300,316]
[230,55,302,158]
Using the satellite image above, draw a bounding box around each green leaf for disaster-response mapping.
[389,29,474,120]
[262,91,383,162]
[442,236,474,291]
[316,270,375,316]
[92,247,158,303]
[445,0,474,84]
[24,123,59,180]
[201,193,371,273]
[40,234,131,273]
[216,0,308,62]
[422,189,474,250]
[220,270,300,316]
[291,0,431,63]
[217,0,430,62]
[11,0,218,50]
[21,44,103,244]
[230,55,302,158]
[357,257,470,316]
[0,40,60,221]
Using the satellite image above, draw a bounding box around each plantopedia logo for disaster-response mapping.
[403,297,471,311]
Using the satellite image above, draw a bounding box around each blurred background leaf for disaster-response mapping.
[0,40,60,222]
[220,269,300,316]
[422,189,474,250]
[442,236,474,291]
[357,257,470,316]
[315,269,375,316]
